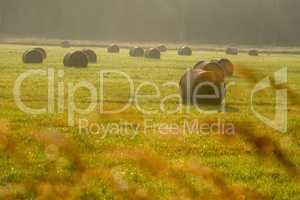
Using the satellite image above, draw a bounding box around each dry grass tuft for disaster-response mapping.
[186,162,269,200]
[0,122,10,151]
[237,65,300,106]
[0,185,14,200]
[101,148,269,200]
[235,123,299,179]
[235,65,266,84]
[228,65,299,178]
[34,131,85,172]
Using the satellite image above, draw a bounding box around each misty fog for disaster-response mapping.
[0,0,299,45]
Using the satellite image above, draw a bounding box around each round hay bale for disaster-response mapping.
[145,48,160,59]
[248,49,259,56]
[33,47,47,59]
[226,47,238,55]
[107,44,120,53]
[179,69,225,105]
[61,41,71,48]
[157,45,167,52]
[178,46,192,56]
[82,49,97,63]
[129,47,145,57]
[193,61,225,82]
[63,51,88,68]
[217,58,234,76]
[22,49,44,64]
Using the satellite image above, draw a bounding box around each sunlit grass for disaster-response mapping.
[0,44,299,199]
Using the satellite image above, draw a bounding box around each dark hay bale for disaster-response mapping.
[179,69,225,105]
[129,47,145,57]
[248,49,259,56]
[178,46,192,56]
[226,47,238,55]
[145,48,161,59]
[217,58,234,76]
[157,45,167,52]
[82,49,97,63]
[22,49,43,64]
[193,61,225,82]
[107,44,120,53]
[63,51,88,68]
[33,47,47,59]
[61,41,71,48]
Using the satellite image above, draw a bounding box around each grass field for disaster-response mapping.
[0,44,299,200]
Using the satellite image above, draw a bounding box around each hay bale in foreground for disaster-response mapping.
[145,48,160,59]
[178,46,192,56]
[129,47,145,57]
[33,47,47,59]
[107,44,120,53]
[157,45,167,52]
[248,49,259,56]
[217,58,234,76]
[23,49,44,64]
[179,69,225,105]
[63,51,88,68]
[193,61,225,82]
[61,41,71,48]
[82,49,97,63]
[226,47,238,55]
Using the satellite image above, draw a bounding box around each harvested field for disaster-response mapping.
[0,44,299,200]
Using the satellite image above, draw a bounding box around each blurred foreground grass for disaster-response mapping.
[0,44,299,199]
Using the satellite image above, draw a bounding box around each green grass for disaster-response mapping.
[0,44,299,199]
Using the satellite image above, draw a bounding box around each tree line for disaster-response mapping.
[0,0,299,46]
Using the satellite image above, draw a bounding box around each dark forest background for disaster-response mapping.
[0,0,299,46]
